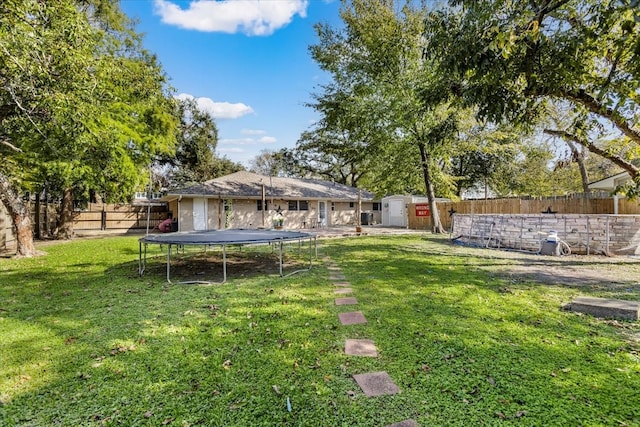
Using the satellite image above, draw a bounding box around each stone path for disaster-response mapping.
[327,258,417,427]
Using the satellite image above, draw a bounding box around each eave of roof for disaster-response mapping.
[588,171,631,190]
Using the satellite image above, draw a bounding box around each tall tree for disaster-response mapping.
[1,0,178,253]
[424,0,640,195]
[310,0,460,232]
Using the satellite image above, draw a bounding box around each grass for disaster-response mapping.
[0,234,639,426]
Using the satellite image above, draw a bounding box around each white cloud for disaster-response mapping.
[154,0,308,36]
[176,93,253,119]
[218,146,245,153]
[241,129,267,136]
[219,138,256,146]
[220,135,277,145]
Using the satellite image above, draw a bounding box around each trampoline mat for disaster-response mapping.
[139,228,314,246]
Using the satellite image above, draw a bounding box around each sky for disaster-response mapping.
[120,0,343,167]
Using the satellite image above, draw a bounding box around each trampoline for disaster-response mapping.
[138,229,317,284]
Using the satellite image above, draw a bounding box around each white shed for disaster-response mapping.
[381,195,429,227]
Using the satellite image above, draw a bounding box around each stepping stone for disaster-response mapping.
[335,297,358,306]
[568,296,640,320]
[385,420,417,427]
[329,274,347,281]
[353,371,400,397]
[327,266,342,272]
[345,339,377,357]
[334,281,351,287]
[338,311,367,325]
[334,288,353,295]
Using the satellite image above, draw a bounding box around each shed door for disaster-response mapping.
[388,199,406,227]
[192,198,208,231]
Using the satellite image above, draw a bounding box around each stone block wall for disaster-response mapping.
[451,214,640,256]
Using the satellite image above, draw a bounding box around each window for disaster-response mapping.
[288,200,298,211]
[373,202,381,211]
[299,200,309,211]
[331,202,335,211]
[349,202,355,208]
[257,200,269,211]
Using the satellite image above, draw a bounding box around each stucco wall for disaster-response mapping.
[452,213,640,255]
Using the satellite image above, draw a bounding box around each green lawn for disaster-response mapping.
[1,235,639,426]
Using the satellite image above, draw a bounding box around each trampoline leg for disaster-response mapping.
[167,244,173,284]
[279,240,283,276]
[138,241,143,276]
[222,245,227,283]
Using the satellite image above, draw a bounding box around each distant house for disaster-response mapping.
[588,171,632,214]
[588,171,631,192]
[162,171,380,231]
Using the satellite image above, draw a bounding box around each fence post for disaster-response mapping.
[101,206,106,231]
[586,216,590,255]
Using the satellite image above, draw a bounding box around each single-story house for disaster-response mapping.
[162,171,380,231]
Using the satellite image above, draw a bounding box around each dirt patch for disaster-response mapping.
[429,237,640,290]
[144,250,307,283]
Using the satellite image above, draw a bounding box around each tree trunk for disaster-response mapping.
[418,142,446,233]
[0,171,37,257]
[57,187,75,239]
[564,140,590,193]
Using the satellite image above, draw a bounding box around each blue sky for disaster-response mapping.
[120,0,343,167]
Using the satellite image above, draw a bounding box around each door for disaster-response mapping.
[318,201,327,227]
[192,197,208,230]
[388,199,406,227]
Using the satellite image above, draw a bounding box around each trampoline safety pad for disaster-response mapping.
[138,229,317,284]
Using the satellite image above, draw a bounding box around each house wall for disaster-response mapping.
[452,213,640,255]
[209,198,224,229]
[178,198,194,231]
[174,197,379,231]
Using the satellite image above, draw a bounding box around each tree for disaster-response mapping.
[310,0,462,232]
[160,97,243,188]
[248,149,288,177]
[424,0,640,195]
[1,0,178,253]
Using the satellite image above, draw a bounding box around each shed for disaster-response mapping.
[381,195,429,227]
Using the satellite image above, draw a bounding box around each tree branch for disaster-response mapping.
[0,136,23,152]
[561,89,640,145]
[544,128,640,180]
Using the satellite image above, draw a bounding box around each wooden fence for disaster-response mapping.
[1,202,169,254]
[409,194,640,230]
[71,203,168,231]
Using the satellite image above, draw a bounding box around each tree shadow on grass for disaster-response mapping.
[130,245,313,284]
[1,250,340,425]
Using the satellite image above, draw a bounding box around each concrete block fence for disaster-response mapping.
[451,214,640,256]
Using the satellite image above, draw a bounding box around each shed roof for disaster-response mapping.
[164,171,374,201]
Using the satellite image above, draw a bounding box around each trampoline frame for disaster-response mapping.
[138,229,317,284]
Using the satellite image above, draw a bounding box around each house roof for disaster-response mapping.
[588,171,630,191]
[164,171,375,201]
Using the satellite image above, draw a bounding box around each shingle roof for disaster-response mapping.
[166,171,374,201]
